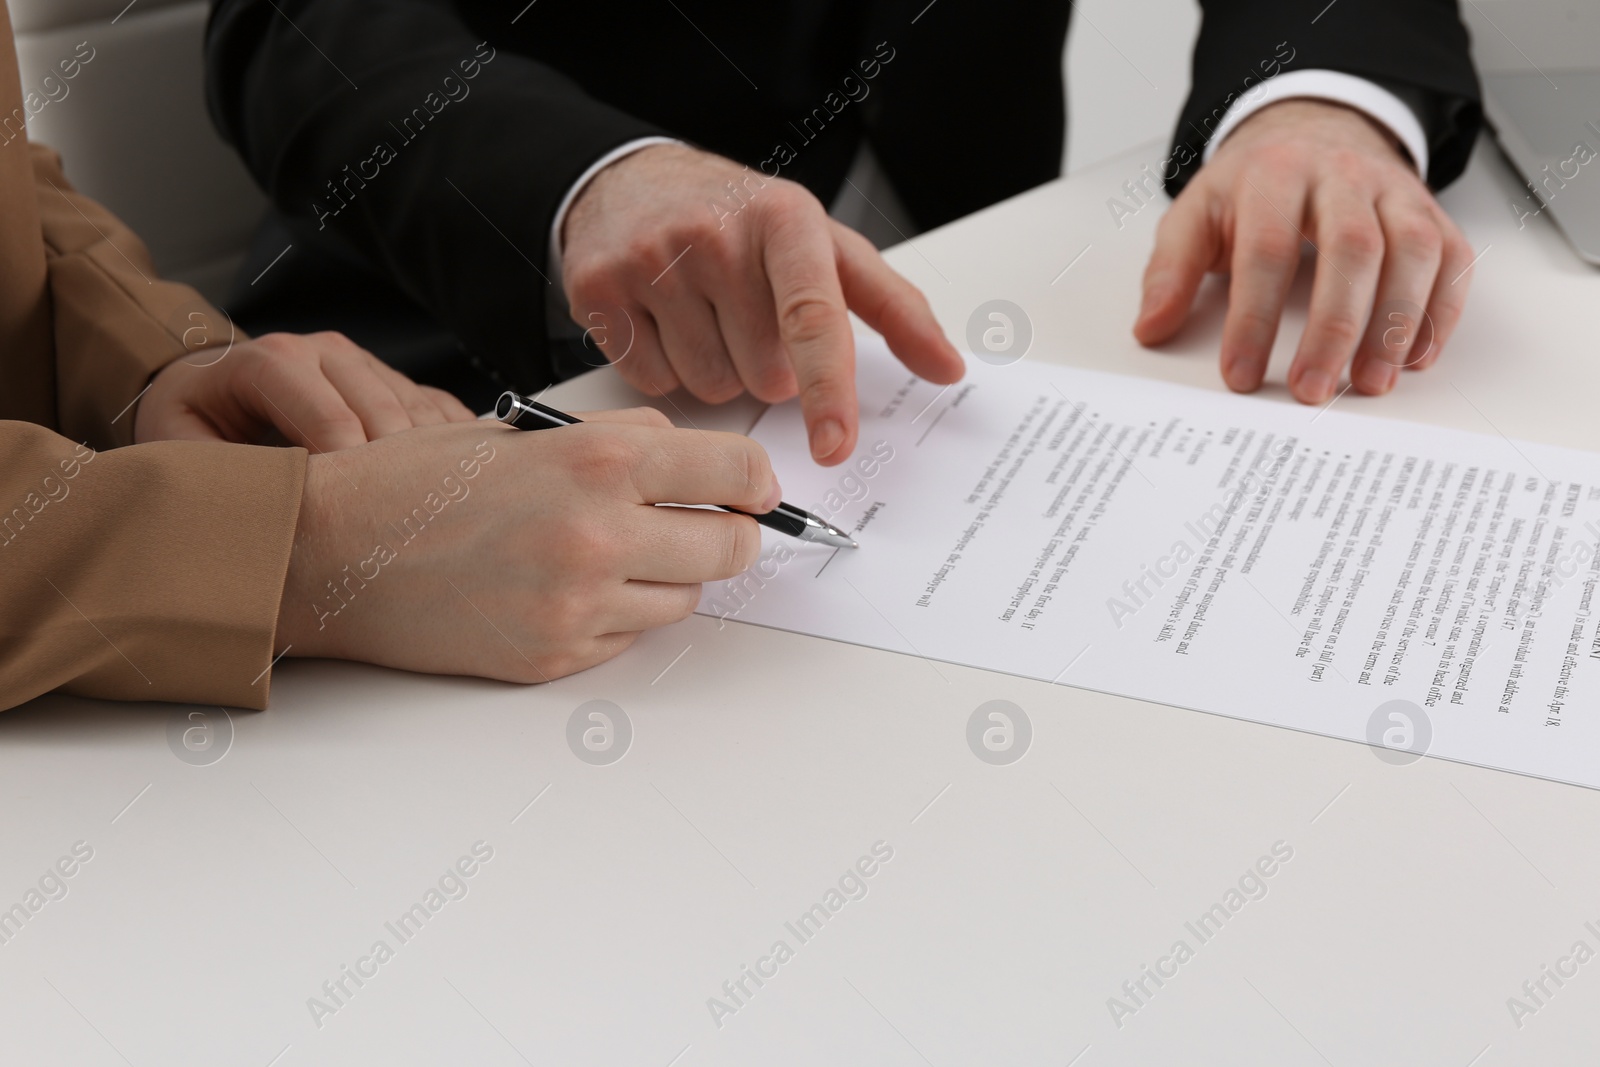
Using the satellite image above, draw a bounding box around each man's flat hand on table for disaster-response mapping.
[1135,99,1476,404]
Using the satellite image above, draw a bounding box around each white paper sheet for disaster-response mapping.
[697,336,1600,787]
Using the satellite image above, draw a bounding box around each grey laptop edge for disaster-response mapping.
[1466,0,1600,265]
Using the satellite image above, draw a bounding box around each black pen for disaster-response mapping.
[494,392,859,549]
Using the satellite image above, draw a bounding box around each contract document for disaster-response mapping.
[698,336,1600,787]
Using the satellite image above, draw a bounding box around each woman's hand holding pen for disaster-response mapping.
[274,409,781,682]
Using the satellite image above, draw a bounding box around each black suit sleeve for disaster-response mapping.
[204,0,665,389]
[1167,0,1482,196]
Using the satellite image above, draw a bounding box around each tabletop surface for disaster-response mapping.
[5,138,1599,1067]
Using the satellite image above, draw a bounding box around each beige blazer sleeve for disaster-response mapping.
[0,0,306,712]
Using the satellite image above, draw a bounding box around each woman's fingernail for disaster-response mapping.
[811,418,844,461]
[762,480,783,512]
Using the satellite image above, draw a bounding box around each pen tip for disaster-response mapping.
[848,538,860,549]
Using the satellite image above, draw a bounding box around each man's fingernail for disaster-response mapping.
[1300,368,1335,403]
[1224,356,1260,392]
[1358,359,1397,394]
[1136,288,1164,328]
[1140,284,1167,317]
[811,418,844,461]
[761,481,783,512]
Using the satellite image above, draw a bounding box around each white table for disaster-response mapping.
[5,139,1600,1066]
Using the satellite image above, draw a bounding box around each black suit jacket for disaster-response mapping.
[204,0,1480,398]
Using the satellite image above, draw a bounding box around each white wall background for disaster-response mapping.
[1061,0,1199,174]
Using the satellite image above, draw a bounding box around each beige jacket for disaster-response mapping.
[0,2,304,711]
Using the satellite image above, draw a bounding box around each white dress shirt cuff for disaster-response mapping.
[1201,69,1430,180]
[547,136,682,285]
